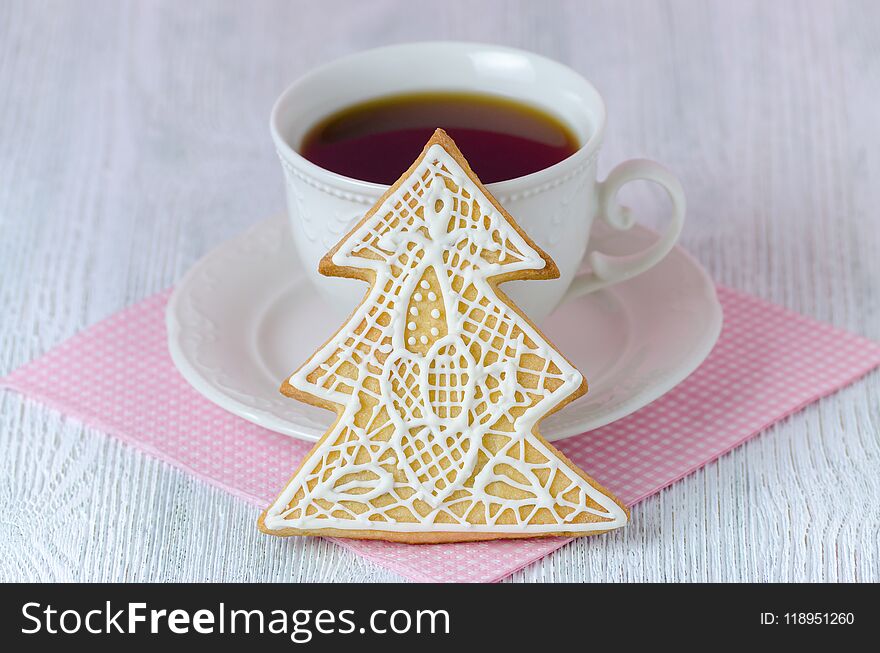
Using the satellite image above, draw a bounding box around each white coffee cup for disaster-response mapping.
[271,42,685,322]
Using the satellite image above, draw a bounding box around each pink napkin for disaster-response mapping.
[3,286,879,582]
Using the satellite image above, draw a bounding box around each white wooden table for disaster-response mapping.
[2,0,878,582]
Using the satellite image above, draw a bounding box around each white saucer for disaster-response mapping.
[167,215,722,442]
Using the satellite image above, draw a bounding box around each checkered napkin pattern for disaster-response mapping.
[3,286,879,582]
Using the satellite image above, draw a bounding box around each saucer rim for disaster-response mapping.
[167,215,722,442]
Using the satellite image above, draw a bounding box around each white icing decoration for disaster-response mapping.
[410,307,418,316]
[407,322,416,331]
[419,335,428,345]
[414,292,423,302]
[430,309,441,319]
[428,292,437,301]
[265,144,627,535]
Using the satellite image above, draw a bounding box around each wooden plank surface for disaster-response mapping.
[1,0,878,582]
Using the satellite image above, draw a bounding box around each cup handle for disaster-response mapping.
[563,159,686,300]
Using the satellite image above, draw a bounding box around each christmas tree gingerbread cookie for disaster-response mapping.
[259,130,629,543]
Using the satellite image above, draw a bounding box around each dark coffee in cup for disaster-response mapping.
[300,92,580,185]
